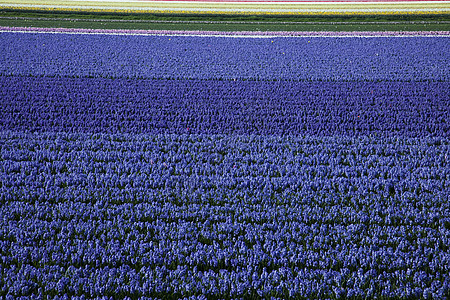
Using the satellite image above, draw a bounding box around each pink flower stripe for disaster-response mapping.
[1,26,448,36]
[132,0,449,2]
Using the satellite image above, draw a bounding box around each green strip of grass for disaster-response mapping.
[2,10,450,22]
[1,10,449,32]
[1,17,449,32]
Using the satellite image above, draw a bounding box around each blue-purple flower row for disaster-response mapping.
[1,132,449,298]
[1,76,448,137]
[0,33,448,81]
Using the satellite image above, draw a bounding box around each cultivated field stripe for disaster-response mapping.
[1,5,448,15]
[2,1,449,8]
[1,0,449,14]
[2,4,448,11]
[2,16,448,24]
[1,26,449,36]
[54,0,450,2]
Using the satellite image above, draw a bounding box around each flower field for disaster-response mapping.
[1,2,450,299]
[2,0,450,15]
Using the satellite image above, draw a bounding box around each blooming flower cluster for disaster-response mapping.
[1,132,449,298]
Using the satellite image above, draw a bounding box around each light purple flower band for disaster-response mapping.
[1,26,449,36]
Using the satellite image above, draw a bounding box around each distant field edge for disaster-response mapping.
[0,0,449,16]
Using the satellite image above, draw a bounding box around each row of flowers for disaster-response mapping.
[1,76,448,137]
[1,5,447,16]
[0,32,448,81]
[1,132,449,298]
[2,27,449,37]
